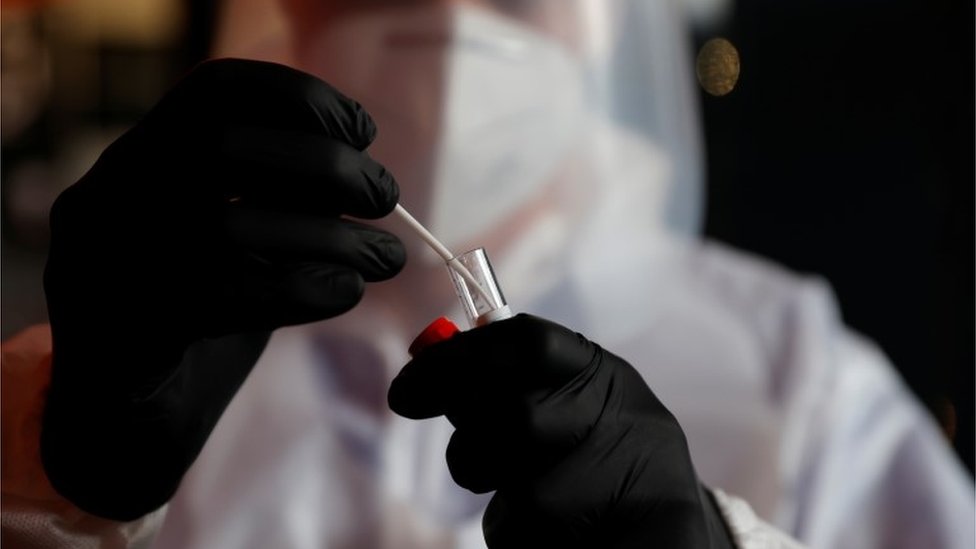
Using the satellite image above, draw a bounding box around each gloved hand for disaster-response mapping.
[41,58,405,521]
[389,314,736,548]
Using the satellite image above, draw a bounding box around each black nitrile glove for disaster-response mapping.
[41,58,405,521]
[389,314,735,549]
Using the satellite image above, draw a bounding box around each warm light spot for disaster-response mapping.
[939,397,957,442]
[696,38,740,97]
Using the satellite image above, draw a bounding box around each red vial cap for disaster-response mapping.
[408,317,460,357]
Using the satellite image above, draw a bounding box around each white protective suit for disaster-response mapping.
[150,1,975,548]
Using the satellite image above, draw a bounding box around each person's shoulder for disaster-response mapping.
[683,240,910,400]
[683,239,839,328]
[675,240,848,390]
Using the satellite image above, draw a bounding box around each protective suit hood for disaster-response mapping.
[214,0,705,248]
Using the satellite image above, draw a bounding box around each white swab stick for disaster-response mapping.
[392,204,497,308]
[394,204,454,262]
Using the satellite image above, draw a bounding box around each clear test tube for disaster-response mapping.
[447,248,513,328]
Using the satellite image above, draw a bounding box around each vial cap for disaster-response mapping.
[408,317,460,357]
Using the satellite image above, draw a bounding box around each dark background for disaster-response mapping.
[696,0,974,473]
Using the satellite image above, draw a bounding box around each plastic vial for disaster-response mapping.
[447,248,513,328]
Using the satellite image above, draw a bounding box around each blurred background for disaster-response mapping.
[1,0,972,475]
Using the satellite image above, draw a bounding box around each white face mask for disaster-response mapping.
[299,5,586,253]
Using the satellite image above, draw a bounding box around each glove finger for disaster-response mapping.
[223,206,405,282]
[207,263,365,336]
[446,428,507,494]
[388,314,597,420]
[445,420,581,495]
[217,127,398,219]
[252,263,366,330]
[173,58,377,150]
[444,375,610,495]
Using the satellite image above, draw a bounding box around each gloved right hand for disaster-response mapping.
[41,58,405,521]
[390,315,735,548]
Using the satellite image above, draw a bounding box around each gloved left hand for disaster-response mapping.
[40,59,405,521]
[389,314,736,548]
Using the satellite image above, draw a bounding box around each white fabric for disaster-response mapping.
[712,489,806,549]
[148,121,975,549]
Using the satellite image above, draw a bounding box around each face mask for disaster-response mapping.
[299,5,586,252]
